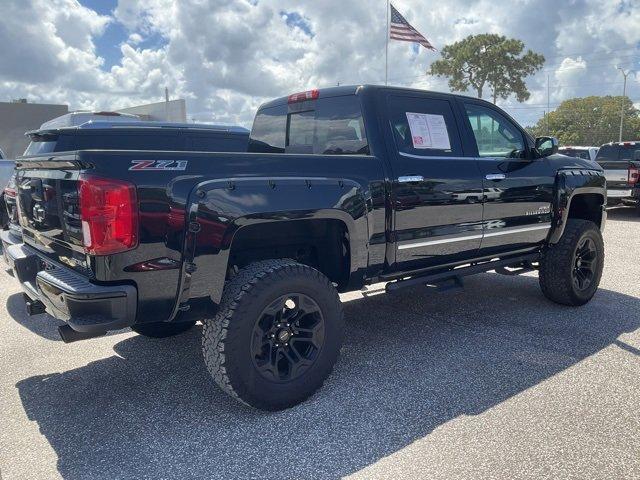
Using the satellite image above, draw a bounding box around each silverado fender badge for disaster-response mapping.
[129,160,188,171]
[525,205,551,216]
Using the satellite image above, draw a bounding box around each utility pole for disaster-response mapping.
[546,74,550,133]
[617,68,630,142]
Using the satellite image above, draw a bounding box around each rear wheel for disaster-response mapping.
[202,259,343,411]
[539,219,604,306]
[131,321,196,338]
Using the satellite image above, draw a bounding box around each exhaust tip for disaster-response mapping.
[58,325,106,343]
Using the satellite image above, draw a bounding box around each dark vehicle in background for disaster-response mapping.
[558,146,599,161]
[0,158,15,228]
[0,147,13,230]
[4,85,606,411]
[21,120,249,156]
[595,141,640,208]
[0,159,14,189]
[1,120,250,252]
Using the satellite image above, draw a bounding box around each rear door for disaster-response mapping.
[459,100,553,255]
[385,92,484,271]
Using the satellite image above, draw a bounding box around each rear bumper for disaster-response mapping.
[607,188,633,199]
[5,243,137,333]
[1,228,22,264]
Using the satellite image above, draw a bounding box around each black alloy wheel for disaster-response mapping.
[572,237,597,291]
[251,293,325,382]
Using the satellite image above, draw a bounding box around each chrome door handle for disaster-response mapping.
[398,175,424,183]
[485,174,506,180]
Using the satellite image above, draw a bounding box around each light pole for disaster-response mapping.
[617,68,630,142]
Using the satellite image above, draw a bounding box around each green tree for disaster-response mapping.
[528,96,640,145]
[429,34,545,103]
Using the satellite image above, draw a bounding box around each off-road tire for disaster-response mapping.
[202,259,344,411]
[131,320,196,338]
[539,219,604,306]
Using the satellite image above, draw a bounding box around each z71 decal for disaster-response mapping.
[129,160,188,171]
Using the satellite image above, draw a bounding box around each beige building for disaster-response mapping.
[0,100,68,158]
[118,99,187,122]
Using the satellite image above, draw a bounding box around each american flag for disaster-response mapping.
[389,3,435,51]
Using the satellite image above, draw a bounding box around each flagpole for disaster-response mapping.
[385,0,389,85]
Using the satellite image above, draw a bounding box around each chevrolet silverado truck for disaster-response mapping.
[5,86,606,410]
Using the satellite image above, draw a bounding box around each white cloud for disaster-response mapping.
[0,0,639,128]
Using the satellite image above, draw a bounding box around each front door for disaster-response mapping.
[460,101,554,255]
[386,93,484,271]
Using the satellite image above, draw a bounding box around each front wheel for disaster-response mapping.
[202,259,343,411]
[539,219,604,306]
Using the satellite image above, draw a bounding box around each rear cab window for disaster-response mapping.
[619,143,640,162]
[249,94,369,155]
[596,143,640,168]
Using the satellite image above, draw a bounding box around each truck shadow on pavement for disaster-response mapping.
[6,292,65,341]
[15,273,640,480]
[607,206,640,222]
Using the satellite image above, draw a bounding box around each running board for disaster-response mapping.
[386,253,539,294]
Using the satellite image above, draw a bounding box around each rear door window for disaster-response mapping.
[387,95,463,157]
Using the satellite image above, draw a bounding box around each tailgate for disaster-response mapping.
[598,160,630,189]
[15,154,86,270]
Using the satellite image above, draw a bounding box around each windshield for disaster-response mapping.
[559,149,591,159]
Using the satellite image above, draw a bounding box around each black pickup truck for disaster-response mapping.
[5,85,606,410]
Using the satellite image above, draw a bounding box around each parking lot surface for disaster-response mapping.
[1,208,639,480]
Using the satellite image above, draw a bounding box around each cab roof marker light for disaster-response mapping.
[288,89,319,104]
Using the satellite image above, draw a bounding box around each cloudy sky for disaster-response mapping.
[0,0,639,128]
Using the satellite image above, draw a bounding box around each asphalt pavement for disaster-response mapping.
[1,207,639,480]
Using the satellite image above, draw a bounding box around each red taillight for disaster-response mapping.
[629,166,639,186]
[78,176,138,255]
[287,89,319,103]
[3,187,16,198]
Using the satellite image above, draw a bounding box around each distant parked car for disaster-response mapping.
[558,146,599,161]
[595,141,640,207]
[22,119,249,156]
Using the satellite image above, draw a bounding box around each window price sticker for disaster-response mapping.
[406,112,451,150]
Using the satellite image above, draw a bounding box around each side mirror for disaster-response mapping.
[535,136,559,158]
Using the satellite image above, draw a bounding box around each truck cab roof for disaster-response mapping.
[258,84,487,110]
